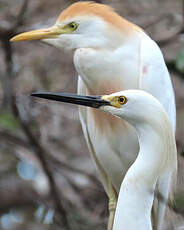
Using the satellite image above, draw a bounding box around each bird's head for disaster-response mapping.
[10,1,141,50]
[31,90,166,127]
[100,90,166,126]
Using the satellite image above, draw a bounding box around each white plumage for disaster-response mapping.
[30,89,177,230]
[11,2,176,229]
[100,90,177,230]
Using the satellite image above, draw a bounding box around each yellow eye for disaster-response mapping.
[68,22,78,31]
[118,96,127,105]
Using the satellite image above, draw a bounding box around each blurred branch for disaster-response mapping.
[183,0,184,26]
[0,0,29,38]
[0,0,72,228]
[0,127,104,225]
[141,12,184,47]
[14,0,29,28]
[142,14,169,29]
[0,177,50,214]
[46,150,99,185]
[0,128,99,185]
[0,130,30,149]
[12,102,71,229]
[1,39,15,109]
[157,27,184,47]
[0,0,29,110]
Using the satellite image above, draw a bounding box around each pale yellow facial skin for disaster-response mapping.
[102,95,127,108]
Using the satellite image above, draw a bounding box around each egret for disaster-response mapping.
[11,2,176,229]
[31,90,177,230]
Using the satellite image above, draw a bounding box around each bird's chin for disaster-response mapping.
[100,105,127,121]
[42,38,62,49]
[42,38,74,51]
[100,105,118,115]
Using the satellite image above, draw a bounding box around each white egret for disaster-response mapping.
[31,90,177,230]
[11,2,176,229]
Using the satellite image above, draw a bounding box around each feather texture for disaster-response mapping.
[57,2,142,34]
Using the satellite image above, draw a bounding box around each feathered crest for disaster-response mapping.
[57,1,142,33]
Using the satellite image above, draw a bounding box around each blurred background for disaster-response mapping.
[0,0,184,229]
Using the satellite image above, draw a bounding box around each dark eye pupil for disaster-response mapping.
[119,97,124,102]
[70,23,75,28]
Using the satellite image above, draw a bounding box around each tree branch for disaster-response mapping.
[12,102,71,229]
[0,0,72,228]
[0,177,50,214]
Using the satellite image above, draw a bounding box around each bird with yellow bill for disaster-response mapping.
[11,2,176,230]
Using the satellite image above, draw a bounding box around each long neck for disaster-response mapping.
[113,120,173,230]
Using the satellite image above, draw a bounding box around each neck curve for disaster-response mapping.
[113,113,176,230]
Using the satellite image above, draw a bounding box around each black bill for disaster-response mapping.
[31,92,110,108]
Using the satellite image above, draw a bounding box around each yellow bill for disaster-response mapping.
[10,26,64,42]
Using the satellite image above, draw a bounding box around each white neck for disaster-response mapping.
[113,117,175,230]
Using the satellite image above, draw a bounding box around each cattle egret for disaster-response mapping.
[31,90,177,230]
[11,2,176,229]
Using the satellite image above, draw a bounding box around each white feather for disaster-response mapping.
[99,90,177,230]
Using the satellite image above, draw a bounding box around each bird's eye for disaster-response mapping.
[118,96,127,105]
[68,22,78,31]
